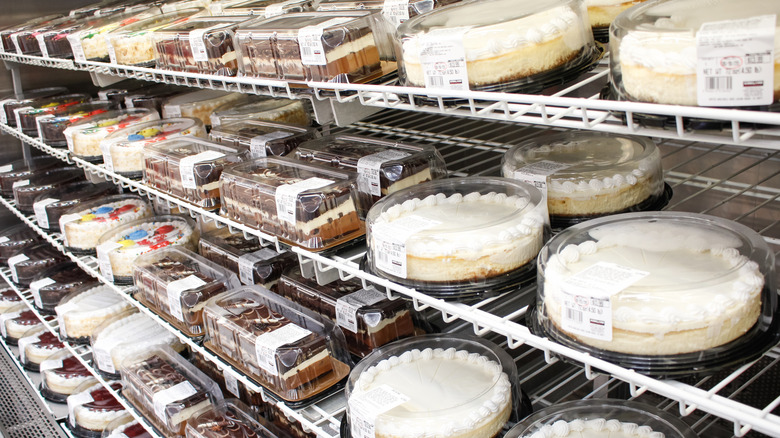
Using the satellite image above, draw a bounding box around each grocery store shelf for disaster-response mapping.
[3,52,780,148]
[1,107,779,434]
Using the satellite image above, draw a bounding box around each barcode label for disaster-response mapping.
[335,287,386,333]
[224,371,240,397]
[357,150,411,197]
[275,177,333,225]
[179,150,225,190]
[381,0,410,28]
[349,385,410,438]
[372,215,441,278]
[419,27,470,91]
[298,18,353,66]
[189,28,209,62]
[706,76,732,91]
[696,14,775,106]
[565,307,583,323]
[254,323,312,375]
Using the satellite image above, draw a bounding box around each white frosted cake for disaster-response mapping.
[21,330,65,366]
[56,286,132,340]
[61,197,152,252]
[502,133,664,218]
[41,355,97,398]
[400,0,592,88]
[543,220,765,355]
[98,218,195,281]
[615,0,780,105]
[65,110,160,159]
[349,347,512,438]
[91,313,180,375]
[526,419,665,438]
[70,382,127,434]
[585,0,647,29]
[370,190,545,282]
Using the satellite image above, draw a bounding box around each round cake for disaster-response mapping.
[96,215,196,282]
[526,419,666,438]
[349,347,513,438]
[613,0,780,105]
[0,288,22,313]
[398,0,593,88]
[56,285,132,342]
[3,310,43,342]
[501,132,664,220]
[20,330,65,369]
[61,195,152,254]
[41,354,97,401]
[99,117,204,177]
[70,382,127,436]
[64,109,160,160]
[368,178,546,283]
[541,214,767,355]
[585,0,647,29]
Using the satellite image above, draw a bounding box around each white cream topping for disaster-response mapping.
[527,418,665,438]
[545,222,764,333]
[374,191,545,258]
[402,5,585,63]
[350,347,511,438]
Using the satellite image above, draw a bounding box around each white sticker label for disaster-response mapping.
[36,114,55,139]
[68,390,94,426]
[189,28,209,62]
[224,370,240,397]
[418,27,470,91]
[30,277,55,309]
[100,140,114,172]
[265,2,286,18]
[34,198,58,229]
[0,236,8,243]
[179,150,225,190]
[371,215,441,278]
[12,179,29,189]
[208,113,220,127]
[18,334,38,364]
[36,33,49,58]
[249,131,293,158]
[298,18,353,66]
[166,275,207,322]
[238,248,278,285]
[512,160,573,198]
[275,177,334,225]
[0,165,11,173]
[381,0,410,28]
[153,381,198,423]
[56,301,78,338]
[8,253,29,283]
[67,32,86,62]
[40,358,63,371]
[696,14,776,106]
[59,213,81,247]
[107,40,117,64]
[93,347,114,374]
[335,287,386,333]
[164,104,182,118]
[96,241,121,282]
[64,127,75,152]
[0,99,14,124]
[254,323,312,375]
[349,384,410,438]
[357,150,411,197]
[560,261,649,341]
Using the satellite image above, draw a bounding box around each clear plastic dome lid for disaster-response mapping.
[537,212,775,360]
[101,117,204,149]
[345,334,523,438]
[505,399,699,438]
[366,177,547,288]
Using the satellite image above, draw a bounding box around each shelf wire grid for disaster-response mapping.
[0,108,779,435]
[3,53,780,148]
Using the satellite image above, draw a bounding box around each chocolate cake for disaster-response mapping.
[30,262,99,313]
[0,87,67,127]
[14,93,90,135]
[32,181,119,231]
[209,120,317,158]
[278,266,415,357]
[0,156,64,197]
[8,242,69,286]
[185,400,281,438]
[37,101,114,147]
[0,224,42,263]
[69,382,126,437]
[13,167,85,213]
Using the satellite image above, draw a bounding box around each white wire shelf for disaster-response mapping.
[3,52,780,148]
[0,195,343,438]
[1,110,779,435]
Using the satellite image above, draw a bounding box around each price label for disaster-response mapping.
[298,18,353,66]
[249,131,292,158]
[265,2,286,18]
[17,334,38,364]
[8,253,29,283]
[67,389,94,425]
[96,241,121,282]
[153,381,197,422]
[335,287,386,333]
[275,177,333,225]
[30,277,55,309]
[0,237,8,243]
[179,150,225,190]
[381,0,411,28]
[40,358,63,371]
[107,40,117,64]
[696,14,776,106]
[349,385,410,438]
[36,33,49,58]
[67,32,86,62]
[59,213,81,247]
[560,261,649,341]
[56,301,78,338]
[12,179,29,189]
[254,323,311,375]
[93,347,114,374]
[224,370,240,397]
[163,104,181,118]
[33,198,58,229]
[166,275,207,322]
[357,150,411,197]
[418,27,470,91]
[238,247,278,285]
[100,140,114,172]
[64,126,76,152]
[189,28,209,62]
[371,215,440,278]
